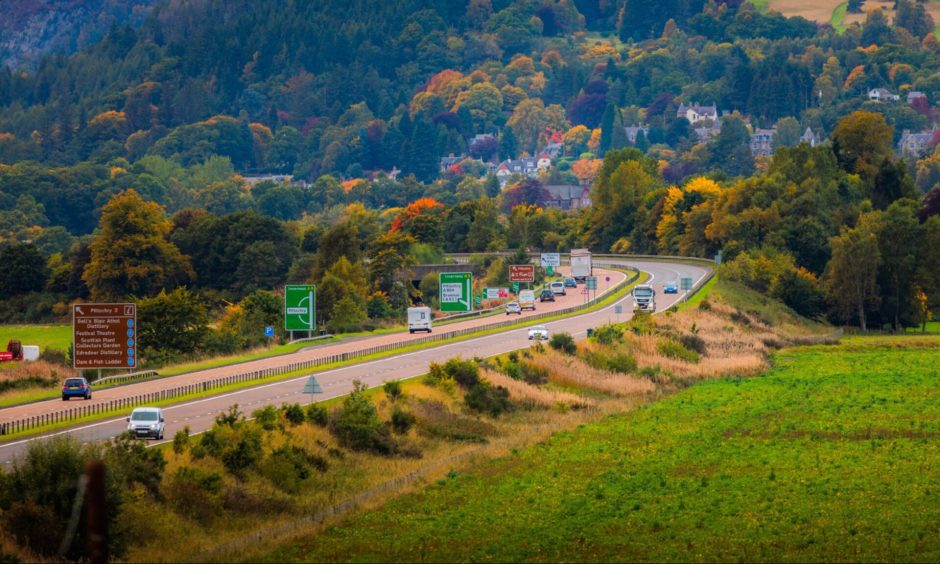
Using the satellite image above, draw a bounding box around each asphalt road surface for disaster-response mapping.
[0,258,710,464]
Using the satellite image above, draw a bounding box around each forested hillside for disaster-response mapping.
[2,0,940,353]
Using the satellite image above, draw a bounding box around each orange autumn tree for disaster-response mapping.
[390,198,445,245]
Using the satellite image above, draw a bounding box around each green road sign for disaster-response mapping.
[440,272,472,313]
[586,276,598,290]
[680,277,693,291]
[285,284,316,331]
[512,281,520,293]
[546,265,554,276]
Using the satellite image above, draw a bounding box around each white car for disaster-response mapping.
[528,325,549,340]
[127,407,165,440]
[550,281,566,295]
[505,301,522,315]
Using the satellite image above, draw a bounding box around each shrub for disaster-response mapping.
[656,339,700,363]
[591,323,623,344]
[252,405,279,431]
[383,380,403,401]
[503,361,521,380]
[38,348,67,365]
[518,361,548,384]
[391,405,416,434]
[605,352,637,374]
[329,381,397,455]
[414,399,496,442]
[220,427,263,478]
[443,358,480,388]
[465,382,513,417]
[423,362,449,386]
[166,467,223,525]
[306,403,328,426]
[259,446,313,494]
[678,333,707,355]
[172,426,190,455]
[281,403,305,426]
[628,311,656,335]
[104,434,167,498]
[548,332,577,355]
[215,404,243,427]
[698,299,712,311]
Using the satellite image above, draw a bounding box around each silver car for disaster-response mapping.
[528,325,549,340]
[126,407,165,440]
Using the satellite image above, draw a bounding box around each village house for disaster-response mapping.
[800,127,822,147]
[868,88,900,102]
[694,121,722,143]
[908,91,927,104]
[898,130,934,159]
[542,184,592,211]
[750,128,776,157]
[495,154,551,186]
[439,153,467,172]
[242,174,309,188]
[677,102,719,124]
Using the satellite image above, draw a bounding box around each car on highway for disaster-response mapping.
[528,325,549,340]
[61,377,92,401]
[664,281,679,294]
[539,289,555,302]
[505,301,522,315]
[564,277,577,288]
[550,281,566,295]
[126,407,165,440]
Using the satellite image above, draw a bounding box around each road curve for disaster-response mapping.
[0,259,710,464]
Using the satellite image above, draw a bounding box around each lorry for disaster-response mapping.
[632,284,656,311]
[518,289,536,311]
[570,248,592,282]
[407,306,433,333]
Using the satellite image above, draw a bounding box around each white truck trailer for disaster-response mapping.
[570,248,592,282]
[407,306,433,333]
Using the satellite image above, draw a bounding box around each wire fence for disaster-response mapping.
[0,269,640,438]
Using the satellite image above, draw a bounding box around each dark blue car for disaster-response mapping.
[62,377,92,401]
[664,281,679,294]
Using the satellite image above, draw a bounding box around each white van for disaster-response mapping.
[518,289,536,311]
[407,306,432,333]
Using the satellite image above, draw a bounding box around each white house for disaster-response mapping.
[868,88,900,102]
[495,156,549,186]
[677,102,718,124]
[800,127,822,147]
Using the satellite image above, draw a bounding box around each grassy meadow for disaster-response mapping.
[261,334,940,562]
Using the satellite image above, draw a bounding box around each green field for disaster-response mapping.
[265,335,940,562]
[0,324,71,352]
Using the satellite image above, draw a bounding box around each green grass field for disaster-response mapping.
[0,324,71,353]
[264,335,940,562]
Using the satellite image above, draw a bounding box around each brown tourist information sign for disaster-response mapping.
[72,303,137,370]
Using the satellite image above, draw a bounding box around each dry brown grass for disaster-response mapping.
[481,369,594,409]
[525,349,655,396]
[0,360,67,384]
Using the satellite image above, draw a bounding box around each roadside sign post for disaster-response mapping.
[540,253,561,268]
[285,284,317,339]
[303,376,323,403]
[586,276,598,303]
[614,304,623,323]
[509,265,535,285]
[440,272,473,313]
[73,303,137,376]
[681,277,693,302]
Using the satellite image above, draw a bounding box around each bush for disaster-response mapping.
[591,324,623,345]
[252,405,279,430]
[548,332,577,355]
[390,405,416,434]
[306,403,328,426]
[259,446,314,494]
[173,426,190,455]
[678,333,707,355]
[464,382,512,417]
[518,361,548,384]
[215,404,243,427]
[166,467,223,525]
[628,311,656,335]
[281,403,305,426]
[383,380,403,401]
[105,435,167,498]
[443,358,480,388]
[605,352,637,374]
[698,299,712,311]
[329,381,397,455]
[38,347,67,365]
[423,362,449,386]
[656,339,700,363]
[220,427,263,478]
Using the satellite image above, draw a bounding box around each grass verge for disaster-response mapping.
[262,334,940,562]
